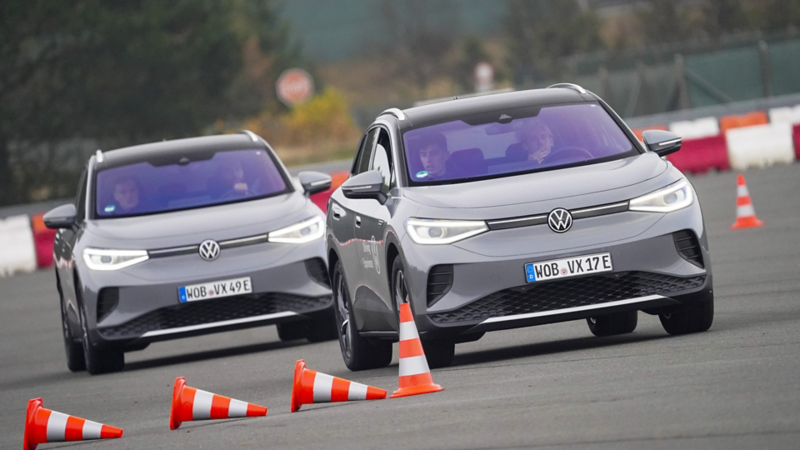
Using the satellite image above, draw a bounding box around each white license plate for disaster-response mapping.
[179,277,252,302]
[525,253,613,283]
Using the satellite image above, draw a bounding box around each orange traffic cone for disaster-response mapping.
[731,173,764,230]
[170,377,267,430]
[390,302,444,398]
[23,398,123,450]
[291,360,386,412]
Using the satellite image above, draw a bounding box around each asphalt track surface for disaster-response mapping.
[2,164,799,450]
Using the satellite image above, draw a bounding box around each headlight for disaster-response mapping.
[83,248,149,271]
[629,179,694,213]
[268,216,325,244]
[405,218,488,245]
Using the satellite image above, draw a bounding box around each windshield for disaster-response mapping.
[402,103,637,185]
[94,149,288,218]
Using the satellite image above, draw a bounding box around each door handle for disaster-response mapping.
[355,215,362,228]
[378,220,385,226]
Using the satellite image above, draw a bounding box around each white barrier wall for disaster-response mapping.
[768,105,800,125]
[0,215,37,277]
[669,117,720,140]
[726,122,796,171]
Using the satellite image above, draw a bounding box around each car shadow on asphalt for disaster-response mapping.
[448,333,668,369]
[123,340,305,372]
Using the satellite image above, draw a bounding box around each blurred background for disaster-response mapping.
[2,0,800,207]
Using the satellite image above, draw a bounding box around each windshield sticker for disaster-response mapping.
[104,205,115,213]
[416,170,429,179]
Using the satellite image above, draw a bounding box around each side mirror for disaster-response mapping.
[341,170,387,204]
[298,171,332,196]
[43,204,77,229]
[642,129,682,157]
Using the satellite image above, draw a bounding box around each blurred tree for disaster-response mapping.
[699,0,752,39]
[635,0,694,45]
[0,0,297,206]
[749,0,800,32]
[506,0,604,85]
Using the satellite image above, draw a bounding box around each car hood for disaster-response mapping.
[84,192,312,249]
[403,153,669,210]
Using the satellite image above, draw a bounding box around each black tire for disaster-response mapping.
[392,258,456,369]
[79,307,124,375]
[333,261,392,371]
[305,310,339,343]
[587,310,638,337]
[660,297,714,335]
[58,273,85,372]
[276,322,307,342]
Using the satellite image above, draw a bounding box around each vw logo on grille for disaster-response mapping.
[198,240,221,261]
[548,208,573,233]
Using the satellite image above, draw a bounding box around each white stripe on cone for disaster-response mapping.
[46,410,70,441]
[228,399,248,417]
[82,420,103,439]
[737,205,756,217]
[348,382,369,400]
[399,355,431,377]
[192,389,215,420]
[313,373,334,402]
[399,322,419,340]
[737,185,749,197]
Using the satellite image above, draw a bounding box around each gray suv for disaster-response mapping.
[326,84,713,371]
[45,131,336,374]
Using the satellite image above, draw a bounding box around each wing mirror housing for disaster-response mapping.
[43,204,77,229]
[341,170,387,204]
[642,129,682,157]
[297,171,332,196]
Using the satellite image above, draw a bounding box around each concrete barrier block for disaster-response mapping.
[669,117,720,140]
[0,215,38,277]
[726,122,796,171]
[768,105,800,125]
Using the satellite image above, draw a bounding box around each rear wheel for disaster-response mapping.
[392,258,456,368]
[79,307,124,375]
[587,310,638,337]
[660,297,714,335]
[333,261,392,371]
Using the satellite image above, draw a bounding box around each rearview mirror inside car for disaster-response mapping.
[297,171,332,196]
[43,204,77,229]
[341,170,387,204]
[642,129,682,157]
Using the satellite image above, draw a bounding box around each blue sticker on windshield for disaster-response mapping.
[416,171,429,179]
[104,205,115,213]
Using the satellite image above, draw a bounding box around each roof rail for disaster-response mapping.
[547,83,587,94]
[379,108,406,121]
[238,130,260,142]
[95,149,104,163]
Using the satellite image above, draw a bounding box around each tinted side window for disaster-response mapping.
[370,129,394,194]
[75,169,88,222]
[353,129,379,175]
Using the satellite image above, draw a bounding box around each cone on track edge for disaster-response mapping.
[730,173,764,230]
[390,302,444,398]
[170,376,267,430]
[23,398,123,450]
[291,360,386,412]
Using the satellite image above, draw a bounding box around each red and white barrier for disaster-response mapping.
[726,122,796,171]
[667,134,729,174]
[768,106,800,125]
[0,215,37,277]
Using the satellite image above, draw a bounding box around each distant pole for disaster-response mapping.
[674,54,691,110]
[758,40,772,98]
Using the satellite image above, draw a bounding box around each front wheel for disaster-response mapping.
[587,310,638,337]
[80,307,124,375]
[333,261,392,371]
[660,297,714,335]
[60,297,85,372]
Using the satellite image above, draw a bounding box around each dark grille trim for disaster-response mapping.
[305,258,331,288]
[427,265,454,307]
[96,288,119,323]
[429,271,706,324]
[487,201,629,231]
[98,293,331,339]
[148,234,269,258]
[673,230,704,268]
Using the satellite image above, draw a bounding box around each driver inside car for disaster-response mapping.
[518,121,554,164]
[217,159,251,198]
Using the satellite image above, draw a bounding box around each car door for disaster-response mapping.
[331,128,378,304]
[57,168,88,332]
[352,127,398,331]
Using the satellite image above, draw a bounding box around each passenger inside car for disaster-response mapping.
[413,132,451,181]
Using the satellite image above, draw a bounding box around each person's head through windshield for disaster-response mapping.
[218,159,249,197]
[112,176,142,213]
[519,121,554,164]
[416,132,450,180]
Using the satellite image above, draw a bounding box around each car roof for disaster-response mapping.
[397,87,593,129]
[96,133,264,170]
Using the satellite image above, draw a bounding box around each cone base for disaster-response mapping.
[24,398,43,450]
[731,217,765,230]
[170,377,187,431]
[290,360,306,413]
[390,383,444,398]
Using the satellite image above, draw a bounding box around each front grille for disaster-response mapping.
[97,288,119,323]
[305,258,330,288]
[427,265,453,306]
[673,230,704,268]
[98,293,332,338]
[429,271,706,324]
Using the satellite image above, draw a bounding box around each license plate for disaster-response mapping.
[179,277,252,302]
[525,253,612,283]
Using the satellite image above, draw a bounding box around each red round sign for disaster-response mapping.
[276,69,314,107]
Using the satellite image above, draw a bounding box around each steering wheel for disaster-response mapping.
[541,146,594,165]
